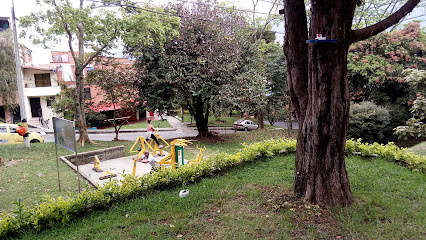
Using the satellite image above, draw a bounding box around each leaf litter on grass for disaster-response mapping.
[259,185,351,239]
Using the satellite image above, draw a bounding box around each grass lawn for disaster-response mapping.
[0,141,132,213]
[13,152,426,239]
[1,130,425,239]
[407,141,426,156]
[0,129,293,214]
[105,119,172,130]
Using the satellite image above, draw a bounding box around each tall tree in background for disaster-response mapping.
[348,22,425,141]
[21,0,179,145]
[134,0,245,136]
[263,43,288,126]
[348,22,425,104]
[352,0,426,29]
[20,0,125,145]
[0,30,17,122]
[86,58,139,141]
[394,69,426,140]
[282,0,420,206]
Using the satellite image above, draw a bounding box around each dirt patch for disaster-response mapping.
[0,159,27,168]
[260,185,350,239]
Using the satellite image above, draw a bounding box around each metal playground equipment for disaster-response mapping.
[129,131,206,176]
[129,129,170,157]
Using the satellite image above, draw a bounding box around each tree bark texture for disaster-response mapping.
[283,0,354,206]
[193,95,210,137]
[283,0,420,206]
[257,109,264,129]
[74,71,91,145]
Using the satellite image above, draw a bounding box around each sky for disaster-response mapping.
[0,0,423,64]
[0,0,283,64]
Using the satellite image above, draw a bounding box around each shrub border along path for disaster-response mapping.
[1,138,424,238]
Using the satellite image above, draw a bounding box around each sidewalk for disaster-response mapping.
[31,116,192,134]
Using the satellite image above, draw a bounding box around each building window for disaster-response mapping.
[34,73,51,87]
[84,88,91,99]
[52,54,69,63]
[46,97,55,107]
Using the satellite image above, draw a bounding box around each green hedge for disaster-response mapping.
[345,139,426,172]
[1,138,424,238]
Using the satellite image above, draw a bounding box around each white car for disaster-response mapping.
[233,119,259,131]
[0,123,45,144]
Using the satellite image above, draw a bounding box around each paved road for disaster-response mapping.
[40,117,298,143]
[41,116,238,142]
[43,129,239,142]
[266,121,299,129]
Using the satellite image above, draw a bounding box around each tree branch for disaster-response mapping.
[82,32,118,69]
[351,0,420,43]
[52,0,77,62]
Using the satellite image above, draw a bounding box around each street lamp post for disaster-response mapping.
[11,0,30,148]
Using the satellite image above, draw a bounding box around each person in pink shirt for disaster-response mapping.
[146,119,163,148]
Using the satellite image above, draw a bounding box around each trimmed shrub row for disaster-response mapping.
[1,138,424,238]
[345,139,426,172]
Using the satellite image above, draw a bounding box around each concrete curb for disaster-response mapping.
[42,128,177,135]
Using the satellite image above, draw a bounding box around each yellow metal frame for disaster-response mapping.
[187,145,206,164]
[158,139,193,169]
[129,137,206,174]
[129,130,170,157]
[92,155,102,172]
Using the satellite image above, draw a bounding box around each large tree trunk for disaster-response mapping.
[282,0,420,206]
[75,71,91,145]
[193,95,210,137]
[257,109,264,129]
[283,0,353,206]
[295,42,353,206]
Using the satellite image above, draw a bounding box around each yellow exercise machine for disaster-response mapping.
[157,139,192,169]
[129,137,206,175]
[88,155,103,172]
[99,170,117,180]
[187,145,206,164]
[92,155,102,172]
[129,130,170,157]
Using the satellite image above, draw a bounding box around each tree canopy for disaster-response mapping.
[0,30,17,112]
[348,22,425,103]
[20,0,179,145]
[86,58,139,140]
[133,0,246,136]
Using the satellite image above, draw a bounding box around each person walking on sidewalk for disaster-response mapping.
[146,119,163,148]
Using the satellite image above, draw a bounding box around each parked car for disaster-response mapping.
[233,119,259,131]
[0,123,45,144]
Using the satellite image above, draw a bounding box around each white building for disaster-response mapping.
[21,64,61,129]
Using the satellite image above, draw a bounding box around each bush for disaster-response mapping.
[348,101,391,143]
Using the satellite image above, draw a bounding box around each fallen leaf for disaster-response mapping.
[177,234,183,238]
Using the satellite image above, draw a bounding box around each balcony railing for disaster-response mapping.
[24,82,59,88]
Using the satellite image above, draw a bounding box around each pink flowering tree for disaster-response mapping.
[347,22,425,141]
[348,22,425,103]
